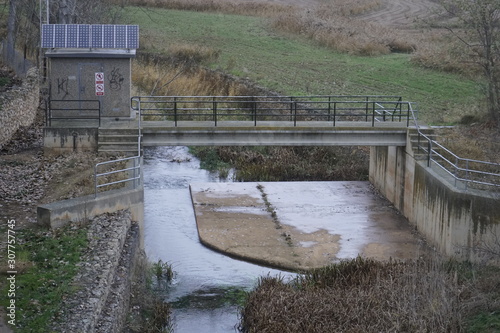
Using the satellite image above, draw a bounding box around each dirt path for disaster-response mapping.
[356,0,440,27]
[238,0,440,27]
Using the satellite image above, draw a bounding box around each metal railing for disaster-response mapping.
[94,156,141,198]
[409,106,500,190]
[47,99,101,126]
[131,95,413,127]
[93,101,141,198]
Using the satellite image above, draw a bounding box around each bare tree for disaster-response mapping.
[439,0,500,127]
[5,0,123,63]
[6,0,17,63]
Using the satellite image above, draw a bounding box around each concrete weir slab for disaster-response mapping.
[190,181,428,271]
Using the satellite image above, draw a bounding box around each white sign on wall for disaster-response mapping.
[95,72,104,96]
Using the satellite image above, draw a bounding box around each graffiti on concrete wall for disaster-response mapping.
[109,67,124,91]
[57,78,71,99]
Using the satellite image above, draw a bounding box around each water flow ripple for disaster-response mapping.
[143,146,294,332]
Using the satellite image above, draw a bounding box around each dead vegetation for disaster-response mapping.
[239,256,500,333]
[215,146,369,182]
[133,53,266,97]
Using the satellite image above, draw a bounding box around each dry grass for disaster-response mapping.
[124,0,485,74]
[215,146,369,181]
[116,0,294,17]
[133,53,267,96]
[240,256,499,333]
[270,10,394,56]
[436,123,500,164]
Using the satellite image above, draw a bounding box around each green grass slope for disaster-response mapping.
[123,6,482,125]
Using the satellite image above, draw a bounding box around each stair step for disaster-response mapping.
[98,129,140,136]
[99,136,140,143]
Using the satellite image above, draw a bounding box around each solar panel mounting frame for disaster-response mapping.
[41,24,139,49]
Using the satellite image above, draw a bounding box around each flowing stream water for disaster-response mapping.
[143,146,294,332]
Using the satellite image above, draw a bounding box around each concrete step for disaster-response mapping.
[98,128,140,136]
[99,134,140,143]
[98,142,141,155]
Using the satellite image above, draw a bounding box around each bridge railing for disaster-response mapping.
[409,106,500,191]
[131,95,413,127]
[47,99,101,126]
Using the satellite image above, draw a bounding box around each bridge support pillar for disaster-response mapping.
[369,140,500,264]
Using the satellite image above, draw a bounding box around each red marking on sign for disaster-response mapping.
[95,72,104,83]
[96,83,104,96]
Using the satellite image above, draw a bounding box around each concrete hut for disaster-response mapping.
[42,24,139,154]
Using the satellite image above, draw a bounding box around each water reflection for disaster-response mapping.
[143,146,294,332]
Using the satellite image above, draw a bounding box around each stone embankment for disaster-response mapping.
[50,210,145,333]
[0,67,39,150]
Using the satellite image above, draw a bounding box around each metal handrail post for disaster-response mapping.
[398,99,402,122]
[372,102,375,127]
[365,96,369,121]
[293,101,297,127]
[454,156,458,187]
[94,164,98,198]
[174,97,178,127]
[328,96,331,122]
[253,97,257,126]
[406,103,410,127]
[427,139,432,167]
[465,160,470,190]
[333,102,336,127]
[213,97,217,126]
[48,99,52,126]
[137,99,141,156]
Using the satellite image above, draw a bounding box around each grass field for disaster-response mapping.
[122,6,482,125]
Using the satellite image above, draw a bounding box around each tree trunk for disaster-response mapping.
[6,0,17,63]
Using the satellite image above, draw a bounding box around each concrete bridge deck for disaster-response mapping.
[98,119,413,146]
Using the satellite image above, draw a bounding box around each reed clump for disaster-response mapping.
[240,256,499,333]
[215,146,369,182]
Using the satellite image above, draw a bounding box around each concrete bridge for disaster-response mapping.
[42,94,500,264]
[99,95,416,151]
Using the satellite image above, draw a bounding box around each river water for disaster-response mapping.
[143,146,294,332]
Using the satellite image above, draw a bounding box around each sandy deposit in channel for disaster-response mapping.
[191,181,429,271]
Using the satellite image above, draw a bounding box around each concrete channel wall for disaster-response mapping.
[369,134,500,263]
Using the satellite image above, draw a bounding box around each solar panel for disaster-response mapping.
[41,24,139,49]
